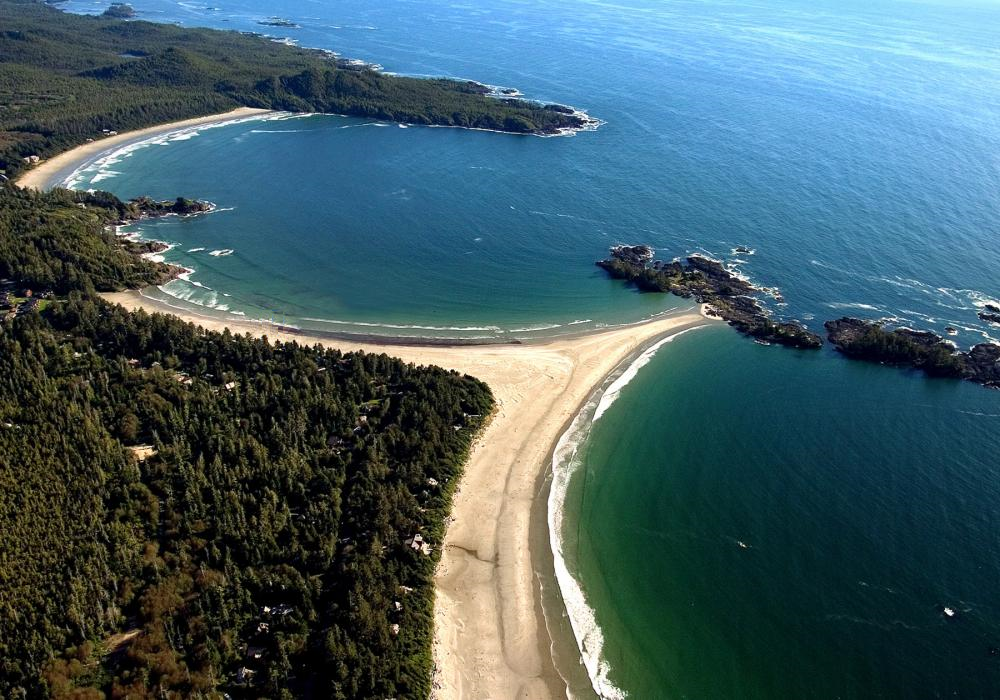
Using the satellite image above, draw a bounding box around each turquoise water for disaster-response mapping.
[564,326,1000,697]
[61,0,1000,695]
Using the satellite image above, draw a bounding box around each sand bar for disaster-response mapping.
[104,291,710,698]
[14,107,273,191]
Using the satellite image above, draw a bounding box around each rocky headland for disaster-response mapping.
[596,245,822,349]
[825,317,1000,388]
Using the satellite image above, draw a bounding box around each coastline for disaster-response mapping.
[14,107,274,191]
[103,289,713,699]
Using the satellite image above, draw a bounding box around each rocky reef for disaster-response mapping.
[825,317,1000,388]
[978,303,1000,325]
[596,245,822,349]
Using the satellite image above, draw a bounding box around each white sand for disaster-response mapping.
[15,108,272,191]
[104,291,711,698]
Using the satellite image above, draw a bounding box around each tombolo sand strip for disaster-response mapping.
[104,290,712,699]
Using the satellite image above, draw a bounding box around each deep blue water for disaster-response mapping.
[60,0,1000,695]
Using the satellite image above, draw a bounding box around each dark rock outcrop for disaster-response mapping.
[597,245,822,349]
[126,196,213,219]
[825,317,1000,388]
[102,3,135,18]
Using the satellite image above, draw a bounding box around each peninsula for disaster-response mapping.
[0,0,599,181]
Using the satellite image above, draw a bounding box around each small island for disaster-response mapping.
[101,2,134,18]
[257,17,300,29]
[978,303,1000,325]
[825,317,1000,388]
[596,244,823,349]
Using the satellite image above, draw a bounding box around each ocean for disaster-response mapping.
[59,0,1000,696]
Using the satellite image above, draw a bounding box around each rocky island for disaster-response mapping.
[597,245,823,349]
[977,303,1000,325]
[127,195,214,218]
[257,17,300,28]
[825,317,1000,388]
[101,2,135,19]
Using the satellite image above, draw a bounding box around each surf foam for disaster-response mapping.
[549,325,706,699]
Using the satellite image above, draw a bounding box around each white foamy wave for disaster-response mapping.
[594,326,707,423]
[827,302,882,312]
[209,249,234,257]
[230,310,246,316]
[90,170,122,184]
[59,112,281,189]
[301,317,502,332]
[508,323,563,333]
[568,319,593,326]
[549,325,707,700]
[549,395,627,700]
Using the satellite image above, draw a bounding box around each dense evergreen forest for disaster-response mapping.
[0,181,494,698]
[0,0,591,177]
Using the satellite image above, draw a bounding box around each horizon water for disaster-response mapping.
[59,0,1000,696]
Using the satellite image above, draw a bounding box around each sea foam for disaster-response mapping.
[549,325,706,699]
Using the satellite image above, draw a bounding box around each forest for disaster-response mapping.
[0,0,590,177]
[0,182,494,698]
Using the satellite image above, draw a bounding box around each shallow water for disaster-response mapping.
[61,0,1000,695]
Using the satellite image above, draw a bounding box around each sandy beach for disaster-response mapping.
[20,105,716,697]
[14,107,273,191]
[104,290,710,698]
[23,103,717,698]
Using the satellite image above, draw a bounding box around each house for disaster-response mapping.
[18,298,40,314]
[22,155,40,165]
[390,623,400,636]
[128,445,157,462]
[236,667,255,684]
[263,604,293,617]
[405,533,432,556]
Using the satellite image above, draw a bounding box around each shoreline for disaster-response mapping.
[13,101,600,194]
[103,289,714,699]
[14,107,275,191]
[14,97,602,194]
